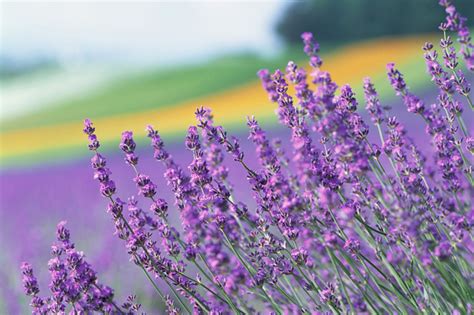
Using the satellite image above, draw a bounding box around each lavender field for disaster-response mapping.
[2,85,473,313]
[2,0,474,314]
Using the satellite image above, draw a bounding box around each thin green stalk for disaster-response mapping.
[327,248,355,314]
[282,276,306,310]
[194,255,242,314]
[274,280,305,311]
[336,189,417,311]
[356,226,418,310]
[456,114,469,137]
[220,229,283,314]
[336,250,400,314]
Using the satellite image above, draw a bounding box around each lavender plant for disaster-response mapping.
[22,1,473,314]
[21,221,139,314]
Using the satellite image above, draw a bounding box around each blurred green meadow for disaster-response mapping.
[1,49,308,132]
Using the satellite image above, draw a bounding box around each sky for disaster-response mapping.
[1,1,288,66]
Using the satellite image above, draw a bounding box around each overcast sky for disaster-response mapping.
[1,1,288,66]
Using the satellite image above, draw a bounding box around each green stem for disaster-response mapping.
[220,229,282,314]
[327,249,355,314]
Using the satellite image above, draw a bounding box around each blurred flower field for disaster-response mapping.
[1,35,435,163]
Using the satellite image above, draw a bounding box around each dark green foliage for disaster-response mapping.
[276,0,473,44]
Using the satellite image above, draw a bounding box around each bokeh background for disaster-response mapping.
[1,0,473,313]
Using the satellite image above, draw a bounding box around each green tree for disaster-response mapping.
[276,0,473,44]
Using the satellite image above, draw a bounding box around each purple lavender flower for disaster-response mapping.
[21,263,40,297]
[363,78,385,124]
[439,0,474,71]
[387,63,407,94]
[301,32,322,68]
[22,222,127,313]
[257,69,279,102]
[343,238,361,258]
[434,241,452,260]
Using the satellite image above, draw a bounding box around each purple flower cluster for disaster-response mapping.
[439,0,474,71]
[22,2,473,314]
[21,222,128,314]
